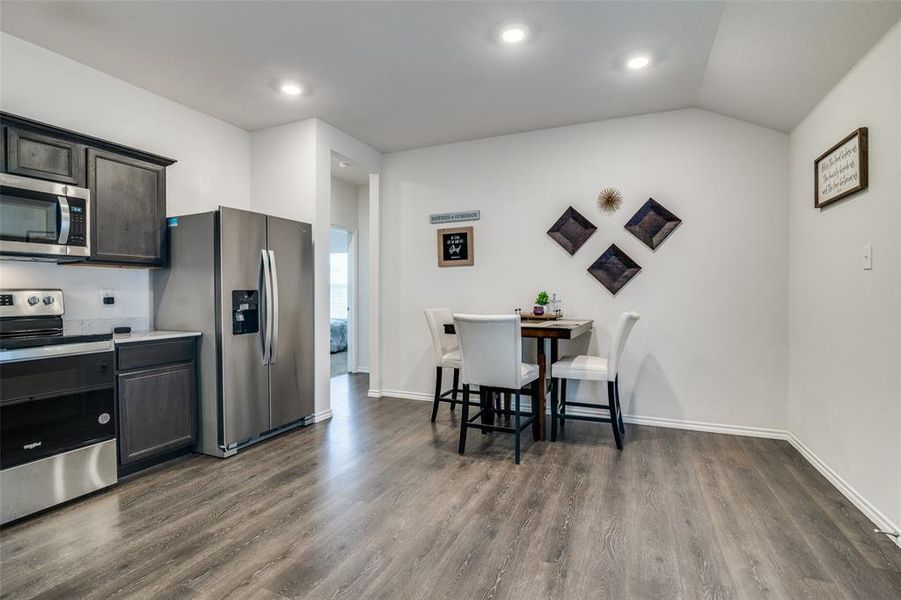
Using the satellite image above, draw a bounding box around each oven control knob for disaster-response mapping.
[43,296,55,305]
[27,296,40,306]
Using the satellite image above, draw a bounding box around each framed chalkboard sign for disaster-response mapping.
[815,127,868,208]
[437,226,474,267]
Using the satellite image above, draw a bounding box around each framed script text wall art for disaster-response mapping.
[814,127,868,208]
[437,226,474,267]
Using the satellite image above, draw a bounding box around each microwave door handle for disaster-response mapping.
[57,196,70,244]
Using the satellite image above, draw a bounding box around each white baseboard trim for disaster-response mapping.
[378,389,788,440]
[312,409,333,423]
[379,389,431,401]
[375,387,899,545]
[620,414,789,440]
[786,433,901,548]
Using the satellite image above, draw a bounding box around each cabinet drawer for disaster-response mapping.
[5,126,85,186]
[117,338,195,371]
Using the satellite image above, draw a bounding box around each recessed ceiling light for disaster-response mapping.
[279,82,303,96]
[626,55,651,70]
[338,161,350,169]
[499,25,528,45]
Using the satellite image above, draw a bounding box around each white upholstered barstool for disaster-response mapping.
[550,312,640,449]
[454,314,539,464]
[424,307,465,422]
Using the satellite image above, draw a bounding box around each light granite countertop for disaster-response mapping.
[113,330,202,345]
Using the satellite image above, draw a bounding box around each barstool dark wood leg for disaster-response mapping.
[560,378,567,430]
[607,381,623,450]
[514,391,521,464]
[503,392,511,417]
[550,377,559,442]
[615,375,625,434]
[431,366,443,422]
[451,368,460,411]
[458,385,470,454]
[479,388,492,434]
[530,380,540,441]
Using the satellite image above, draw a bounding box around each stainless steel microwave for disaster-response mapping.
[0,173,90,261]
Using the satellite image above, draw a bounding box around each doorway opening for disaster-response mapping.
[329,151,371,407]
[329,226,351,377]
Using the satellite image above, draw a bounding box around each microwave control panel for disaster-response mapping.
[67,198,88,247]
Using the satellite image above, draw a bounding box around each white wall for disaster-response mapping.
[357,184,371,370]
[330,177,359,231]
[0,262,151,333]
[0,33,252,328]
[250,119,316,223]
[788,23,901,537]
[380,108,790,430]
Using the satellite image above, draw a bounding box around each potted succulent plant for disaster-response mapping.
[533,291,549,316]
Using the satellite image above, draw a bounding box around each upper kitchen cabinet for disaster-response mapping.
[5,126,85,186]
[0,112,176,268]
[87,150,166,266]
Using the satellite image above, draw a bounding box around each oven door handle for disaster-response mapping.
[1,382,115,407]
[58,196,71,245]
[0,340,112,364]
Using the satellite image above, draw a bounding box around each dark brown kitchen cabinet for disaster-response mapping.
[87,149,167,266]
[1,112,175,268]
[116,337,198,475]
[5,126,85,186]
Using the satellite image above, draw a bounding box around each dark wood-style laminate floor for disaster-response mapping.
[2,373,900,599]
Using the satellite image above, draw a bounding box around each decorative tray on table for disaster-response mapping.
[519,311,563,321]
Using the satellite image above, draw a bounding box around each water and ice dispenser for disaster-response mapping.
[231,290,259,335]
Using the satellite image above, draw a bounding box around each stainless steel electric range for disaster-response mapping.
[0,289,116,525]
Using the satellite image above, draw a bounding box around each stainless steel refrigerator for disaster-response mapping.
[153,207,314,457]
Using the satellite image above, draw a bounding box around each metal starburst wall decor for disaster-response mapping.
[597,187,623,214]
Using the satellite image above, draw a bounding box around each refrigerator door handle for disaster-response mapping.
[268,249,280,364]
[260,248,273,365]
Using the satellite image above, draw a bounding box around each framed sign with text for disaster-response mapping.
[814,127,868,208]
[437,226,474,267]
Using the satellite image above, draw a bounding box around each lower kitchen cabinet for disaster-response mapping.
[116,337,198,475]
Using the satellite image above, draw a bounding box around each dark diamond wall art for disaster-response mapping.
[547,206,597,255]
[588,244,641,295]
[624,198,682,250]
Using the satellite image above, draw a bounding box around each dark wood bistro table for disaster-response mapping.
[444,318,593,440]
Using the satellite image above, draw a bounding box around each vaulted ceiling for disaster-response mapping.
[2,1,899,152]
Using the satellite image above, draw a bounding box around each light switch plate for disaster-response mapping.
[863,244,873,270]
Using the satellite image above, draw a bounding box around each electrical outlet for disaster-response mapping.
[863,244,873,270]
[101,288,115,306]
